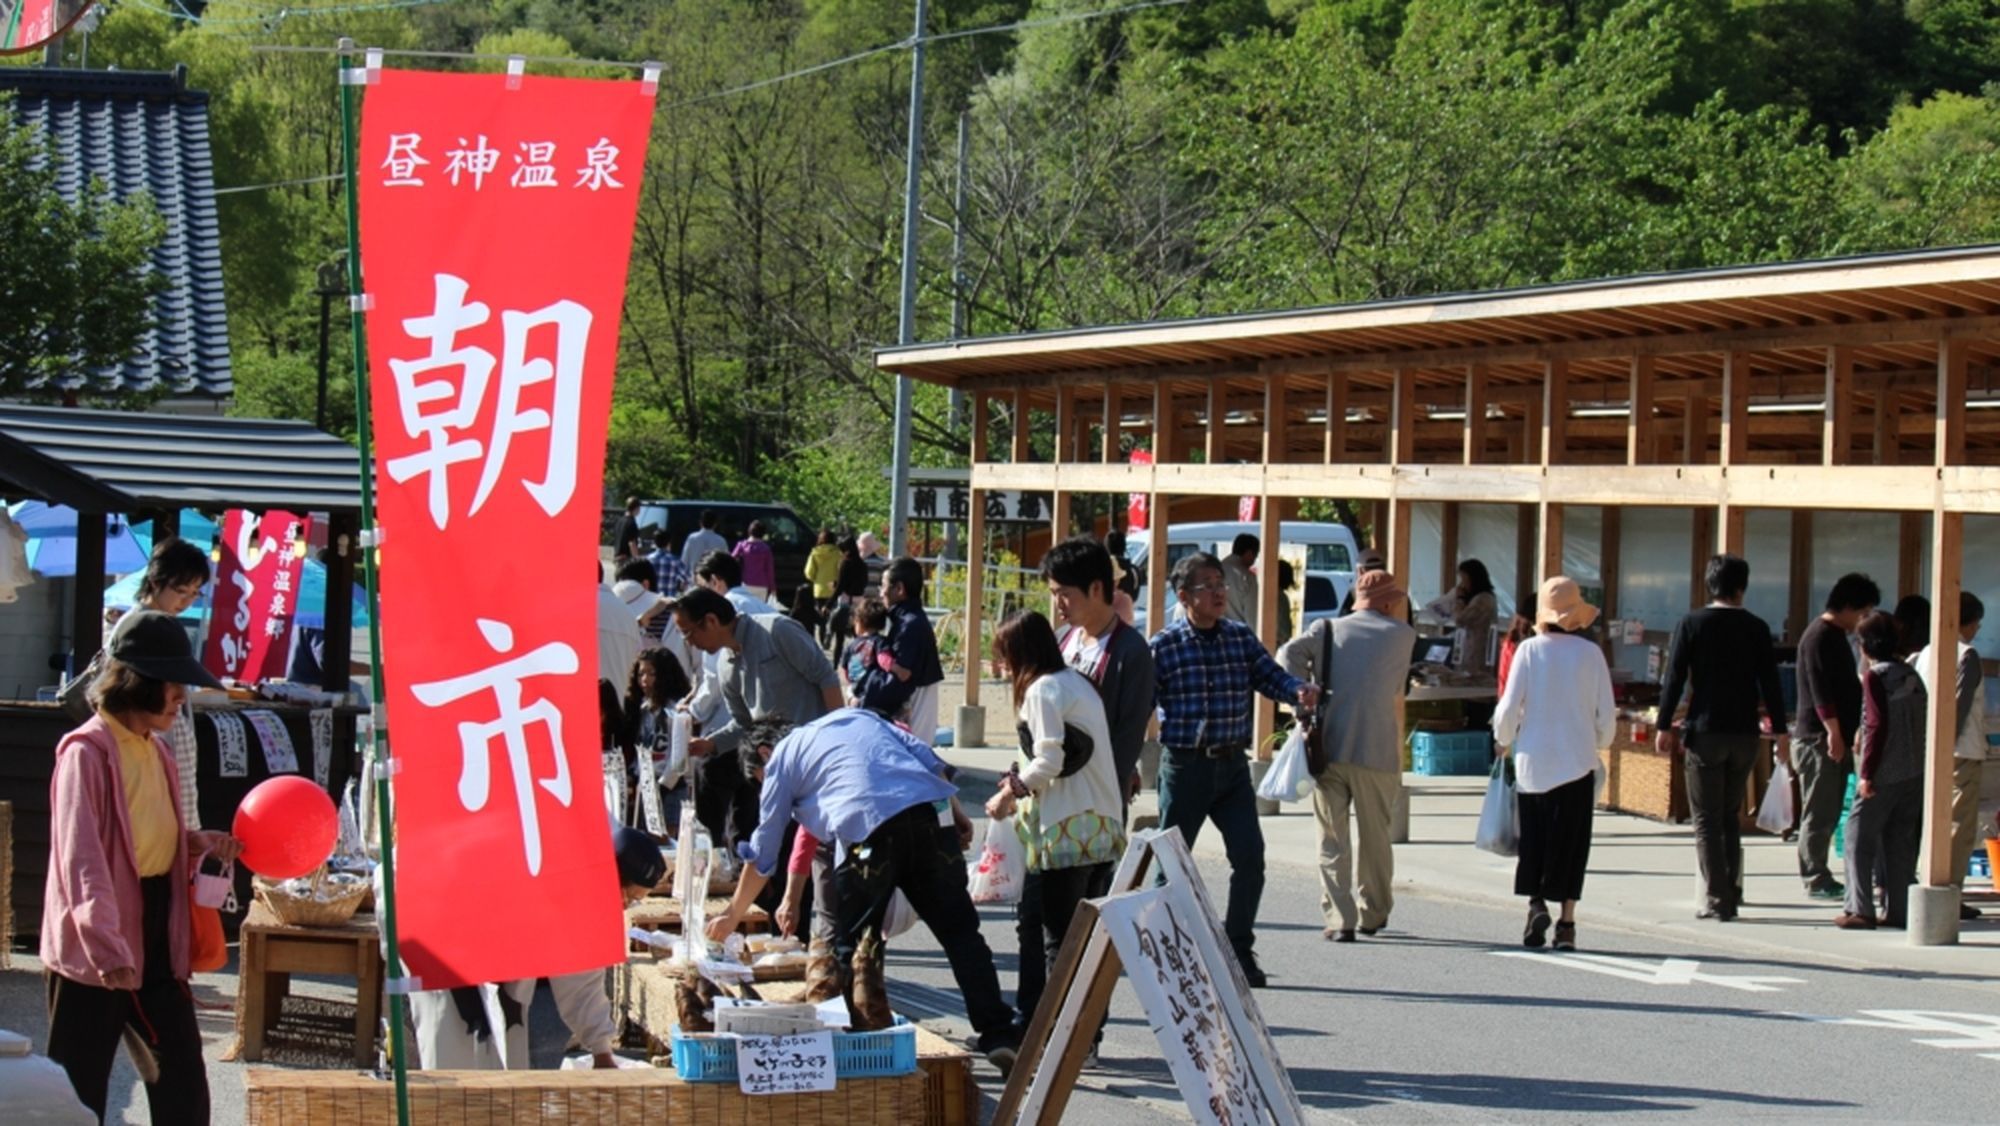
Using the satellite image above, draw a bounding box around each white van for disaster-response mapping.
[1126,520,1361,635]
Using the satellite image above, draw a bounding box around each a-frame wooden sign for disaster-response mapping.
[995,828,1306,1125]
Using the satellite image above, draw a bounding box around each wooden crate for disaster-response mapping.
[244,1065,926,1124]
[614,956,979,1126]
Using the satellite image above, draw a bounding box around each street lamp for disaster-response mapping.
[314,256,347,431]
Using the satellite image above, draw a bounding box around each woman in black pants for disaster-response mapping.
[42,611,243,1123]
[1491,578,1617,951]
[984,611,1126,1034]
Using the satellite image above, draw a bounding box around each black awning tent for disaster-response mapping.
[0,404,366,688]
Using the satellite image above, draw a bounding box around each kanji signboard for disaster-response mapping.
[904,484,1056,524]
[358,67,652,989]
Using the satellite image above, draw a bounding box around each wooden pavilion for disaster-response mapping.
[877,243,2000,944]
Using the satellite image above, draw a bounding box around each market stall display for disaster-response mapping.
[233,901,385,1068]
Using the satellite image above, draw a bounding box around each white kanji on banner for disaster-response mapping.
[409,617,581,876]
[384,273,590,529]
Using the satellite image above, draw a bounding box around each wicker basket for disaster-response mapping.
[254,874,369,927]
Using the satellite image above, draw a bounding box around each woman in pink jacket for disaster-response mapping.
[42,610,241,1123]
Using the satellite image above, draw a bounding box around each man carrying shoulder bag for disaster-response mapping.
[1279,570,1416,943]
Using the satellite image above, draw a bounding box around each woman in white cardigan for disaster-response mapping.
[986,610,1126,1029]
[1492,577,1617,951]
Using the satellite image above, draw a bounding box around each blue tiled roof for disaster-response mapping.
[2,66,231,399]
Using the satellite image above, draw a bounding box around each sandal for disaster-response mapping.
[1553,921,1576,951]
[1523,900,1552,948]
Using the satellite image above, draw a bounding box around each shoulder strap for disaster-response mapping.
[1320,620,1333,692]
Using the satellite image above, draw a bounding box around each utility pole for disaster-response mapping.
[888,0,928,557]
[942,107,970,561]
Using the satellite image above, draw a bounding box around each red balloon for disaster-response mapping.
[232,776,338,880]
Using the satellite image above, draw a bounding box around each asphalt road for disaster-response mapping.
[879,850,2000,1124]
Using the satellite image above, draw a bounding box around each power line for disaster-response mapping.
[213,172,342,194]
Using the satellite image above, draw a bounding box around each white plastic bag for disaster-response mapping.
[967,816,1026,905]
[1255,727,1313,803]
[662,711,692,789]
[1756,760,1796,836]
[883,890,920,939]
[1474,759,1519,857]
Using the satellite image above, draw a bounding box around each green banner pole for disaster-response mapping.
[334,36,412,1125]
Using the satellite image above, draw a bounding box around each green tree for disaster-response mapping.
[0,97,166,399]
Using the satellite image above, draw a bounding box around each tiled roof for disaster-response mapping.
[2,66,231,398]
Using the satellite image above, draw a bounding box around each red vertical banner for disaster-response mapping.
[357,69,652,989]
[202,509,310,684]
[1128,448,1154,530]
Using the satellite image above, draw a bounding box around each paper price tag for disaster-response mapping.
[733,1030,836,1095]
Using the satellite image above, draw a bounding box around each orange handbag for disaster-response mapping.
[189,902,227,973]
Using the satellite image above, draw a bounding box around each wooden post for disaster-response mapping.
[70,511,107,677]
[323,511,358,693]
[1465,364,1489,465]
[1012,389,1033,463]
[1875,390,1900,466]
[1370,500,1389,553]
[1690,509,1715,610]
[1153,382,1173,463]
[1102,381,1120,464]
[1921,510,1964,891]
[1719,506,1746,557]
[1052,386,1076,544]
[1938,337,1968,467]
[1391,368,1417,466]
[971,393,990,463]
[1683,390,1708,465]
[1537,503,1564,586]
[1262,377,1284,465]
[1898,513,1924,600]
[1388,499,1414,594]
[1823,346,1853,467]
[1254,495,1282,758]
[1627,355,1654,466]
[1788,509,1813,643]
[1440,502,1461,596]
[1720,351,1750,468]
[1521,396,1543,465]
[1542,359,1568,468]
[1325,373,1348,464]
[1515,504,1537,609]
[1206,381,1225,465]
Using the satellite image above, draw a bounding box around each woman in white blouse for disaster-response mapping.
[986,610,1126,1030]
[1491,577,1617,951]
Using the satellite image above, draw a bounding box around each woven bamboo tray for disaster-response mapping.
[242,1064,926,1124]
[254,875,370,927]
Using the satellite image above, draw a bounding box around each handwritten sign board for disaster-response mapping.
[998,828,1303,1125]
[1099,888,1271,1124]
[733,1030,836,1095]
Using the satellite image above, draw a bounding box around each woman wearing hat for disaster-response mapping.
[43,610,242,1123]
[1491,577,1616,951]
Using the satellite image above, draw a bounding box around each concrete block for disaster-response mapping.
[955,705,985,750]
[1908,884,1960,946]
[1391,783,1409,844]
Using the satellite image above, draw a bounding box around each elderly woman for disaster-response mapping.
[43,610,241,1123]
[1492,577,1616,952]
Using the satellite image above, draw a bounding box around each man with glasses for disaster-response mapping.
[1150,552,1319,986]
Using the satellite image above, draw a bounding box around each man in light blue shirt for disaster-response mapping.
[708,710,1022,1069]
[680,507,729,574]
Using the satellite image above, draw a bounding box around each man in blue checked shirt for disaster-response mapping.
[1151,551,1320,987]
[647,530,693,596]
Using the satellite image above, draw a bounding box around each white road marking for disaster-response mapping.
[1491,950,1805,992]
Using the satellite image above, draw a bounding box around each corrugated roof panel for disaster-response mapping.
[1,68,232,399]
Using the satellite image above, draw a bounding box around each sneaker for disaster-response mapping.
[1833,912,1877,930]
[1324,927,1355,943]
[1807,883,1846,900]
[1961,903,1983,921]
[1696,906,1738,922]
[1552,921,1577,951]
[1523,900,1552,949]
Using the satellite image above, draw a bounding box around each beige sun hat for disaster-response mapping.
[1536,576,1600,632]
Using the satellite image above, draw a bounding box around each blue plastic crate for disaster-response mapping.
[668,1018,918,1082]
[1411,729,1492,776]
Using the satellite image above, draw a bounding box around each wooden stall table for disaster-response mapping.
[626,895,771,943]
[243,1063,926,1124]
[235,901,383,1068]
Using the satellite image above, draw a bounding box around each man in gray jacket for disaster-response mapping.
[1279,569,1415,942]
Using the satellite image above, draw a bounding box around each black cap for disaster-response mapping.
[108,610,223,689]
[612,826,666,889]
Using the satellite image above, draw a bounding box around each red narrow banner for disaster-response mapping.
[1127,448,1153,531]
[202,509,310,685]
[357,69,652,990]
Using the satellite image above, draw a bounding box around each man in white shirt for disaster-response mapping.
[595,559,643,707]
[1221,533,1259,625]
[1915,590,1989,921]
